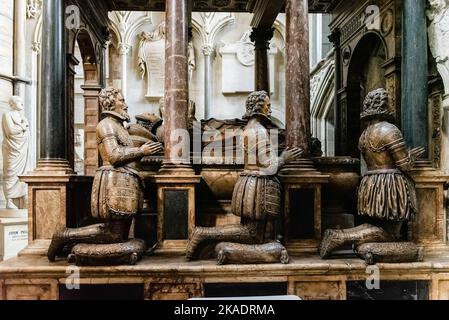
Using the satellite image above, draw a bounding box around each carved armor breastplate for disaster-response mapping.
[359,121,410,172]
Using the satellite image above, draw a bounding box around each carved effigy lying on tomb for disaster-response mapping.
[47,88,163,266]
[319,88,424,264]
[130,98,305,163]
[186,91,303,264]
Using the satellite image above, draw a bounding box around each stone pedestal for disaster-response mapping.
[3,253,449,300]
[154,175,201,254]
[314,157,360,231]
[19,175,93,255]
[0,209,27,261]
[279,174,329,253]
[409,168,449,252]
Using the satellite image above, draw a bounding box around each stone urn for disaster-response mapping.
[314,157,361,232]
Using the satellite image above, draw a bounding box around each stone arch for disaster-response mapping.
[344,31,387,158]
[123,13,153,45]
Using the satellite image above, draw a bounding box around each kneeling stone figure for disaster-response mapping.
[320,88,424,263]
[186,91,302,264]
[47,88,163,266]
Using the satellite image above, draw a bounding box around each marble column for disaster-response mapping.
[14,0,27,99]
[284,0,312,161]
[162,0,192,171]
[202,44,214,119]
[250,27,274,93]
[36,0,72,173]
[118,43,130,99]
[329,29,342,156]
[402,0,428,155]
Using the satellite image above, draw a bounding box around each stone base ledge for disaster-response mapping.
[3,252,449,299]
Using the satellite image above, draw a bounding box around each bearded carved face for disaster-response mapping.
[113,92,131,122]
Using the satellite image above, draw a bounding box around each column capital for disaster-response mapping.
[201,44,215,57]
[250,27,274,50]
[118,43,131,55]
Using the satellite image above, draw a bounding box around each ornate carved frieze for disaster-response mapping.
[338,0,390,44]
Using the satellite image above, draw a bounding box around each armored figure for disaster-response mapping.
[186,91,302,263]
[320,88,424,264]
[48,88,163,265]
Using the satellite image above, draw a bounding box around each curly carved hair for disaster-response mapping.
[99,88,121,112]
[243,91,269,119]
[360,88,393,121]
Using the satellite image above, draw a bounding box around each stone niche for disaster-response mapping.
[219,31,277,95]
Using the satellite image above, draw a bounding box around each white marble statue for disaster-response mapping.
[2,96,30,209]
[427,0,449,96]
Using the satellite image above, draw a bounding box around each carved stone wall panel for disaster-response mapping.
[145,279,204,300]
[410,176,447,248]
[290,278,346,300]
[3,279,58,300]
[34,189,64,240]
[219,31,277,94]
[431,275,449,300]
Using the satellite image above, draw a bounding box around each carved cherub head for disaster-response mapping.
[243,91,271,119]
[360,88,394,122]
[99,88,131,122]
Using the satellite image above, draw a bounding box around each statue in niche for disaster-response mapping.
[2,96,30,209]
[48,88,163,266]
[186,91,303,264]
[320,88,424,264]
